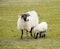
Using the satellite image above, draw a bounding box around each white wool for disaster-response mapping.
[26,11,39,31]
[17,16,24,30]
[33,22,48,33]
[17,16,28,30]
[17,10,39,32]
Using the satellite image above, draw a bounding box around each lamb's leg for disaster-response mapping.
[35,33,39,39]
[30,33,32,37]
[39,32,42,38]
[39,31,46,38]
[21,30,23,39]
[41,31,46,38]
[34,33,35,38]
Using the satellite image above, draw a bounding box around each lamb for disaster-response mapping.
[32,22,48,39]
[17,10,39,39]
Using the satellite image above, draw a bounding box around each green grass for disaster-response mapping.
[0,0,60,49]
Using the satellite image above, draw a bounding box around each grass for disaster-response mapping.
[0,0,60,49]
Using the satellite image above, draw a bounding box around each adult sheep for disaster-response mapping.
[17,10,39,39]
[32,22,48,39]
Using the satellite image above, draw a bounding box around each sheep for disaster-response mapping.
[17,10,39,39]
[32,22,48,39]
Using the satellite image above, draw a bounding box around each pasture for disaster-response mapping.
[0,0,60,49]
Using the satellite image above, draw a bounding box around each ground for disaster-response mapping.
[0,0,60,49]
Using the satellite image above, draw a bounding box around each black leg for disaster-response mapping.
[30,33,32,37]
[30,27,34,33]
[21,30,23,39]
[30,27,34,37]
[44,34,45,37]
[35,33,39,39]
[39,32,41,38]
[41,34,45,38]
[39,31,46,38]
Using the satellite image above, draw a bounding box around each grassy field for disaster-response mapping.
[0,0,60,49]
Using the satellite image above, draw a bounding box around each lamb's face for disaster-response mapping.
[21,14,30,22]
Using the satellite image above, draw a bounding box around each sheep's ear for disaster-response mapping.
[18,13,25,18]
[26,13,30,16]
[20,14,24,16]
[21,13,30,17]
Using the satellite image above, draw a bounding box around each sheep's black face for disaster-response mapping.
[21,14,30,22]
